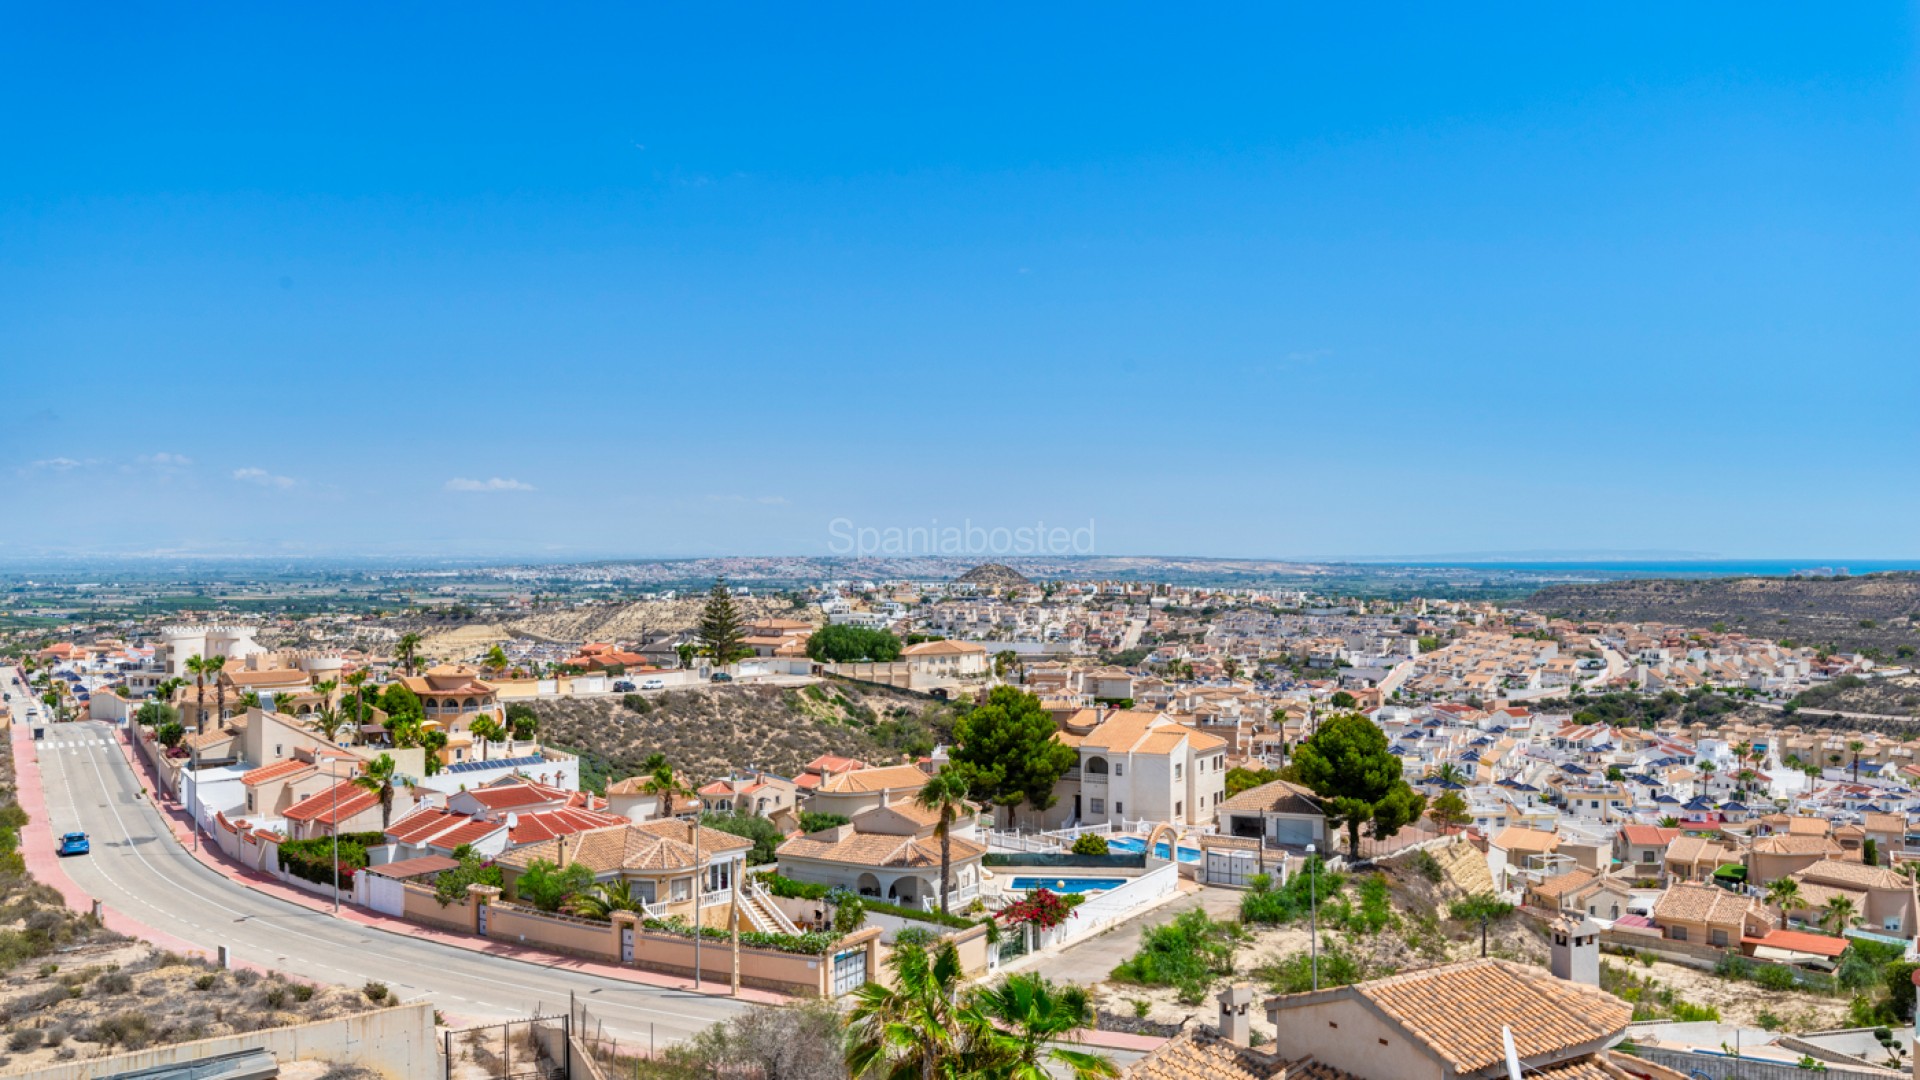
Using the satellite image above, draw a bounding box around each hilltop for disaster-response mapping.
[955,563,1030,587]
[502,596,817,644]
[1526,573,1920,655]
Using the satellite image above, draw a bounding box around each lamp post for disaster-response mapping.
[1306,842,1318,991]
[329,760,342,915]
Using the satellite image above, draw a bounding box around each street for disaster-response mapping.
[8,669,750,1046]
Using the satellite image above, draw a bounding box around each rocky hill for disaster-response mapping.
[1526,573,1920,655]
[955,563,1029,587]
[527,680,960,792]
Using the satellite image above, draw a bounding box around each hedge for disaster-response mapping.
[759,873,979,929]
[278,831,386,887]
[639,916,841,956]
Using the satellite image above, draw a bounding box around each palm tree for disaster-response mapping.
[469,715,502,761]
[845,939,974,1080]
[396,633,423,675]
[353,753,403,829]
[572,879,650,920]
[1658,815,1681,828]
[1767,878,1806,922]
[204,654,230,726]
[344,669,370,737]
[1849,740,1866,783]
[962,973,1116,1080]
[184,654,210,732]
[914,768,972,916]
[1822,894,1857,935]
[643,759,692,819]
[1434,762,1466,787]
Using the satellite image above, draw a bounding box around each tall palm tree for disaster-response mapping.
[643,759,692,819]
[469,715,502,761]
[353,753,403,829]
[184,654,210,732]
[1766,878,1806,922]
[204,654,230,726]
[1434,762,1466,787]
[845,939,974,1080]
[1822,894,1857,935]
[344,669,370,737]
[963,974,1116,1080]
[914,768,972,916]
[1849,740,1866,783]
[396,633,423,675]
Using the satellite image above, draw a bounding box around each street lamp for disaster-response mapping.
[328,760,343,915]
[1305,842,1318,991]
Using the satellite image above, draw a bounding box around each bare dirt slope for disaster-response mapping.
[505,598,818,644]
[1527,573,1920,654]
[529,680,959,789]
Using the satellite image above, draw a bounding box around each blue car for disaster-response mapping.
[57,832,89,857]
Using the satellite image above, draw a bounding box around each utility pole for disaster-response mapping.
[691,818,701,992]
[1306,842,1318,991]
[330,761,342,915]
[729,863,741,996]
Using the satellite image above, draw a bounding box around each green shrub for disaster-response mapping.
[1240,858,1346,925]
[7,1029,42,1053]
[797,811,849,834]
[621,694,652,714]
[1071,834,1110,856]
[1753,964,1797,992]
[1258,938,1383,993]
[1669,1000,1720,1023]
[278,832,385,888]
[291,983,316,1002]
[192,973,218,991]
[363,981,390,1004]
[1110,910,1243,1004]
[263,985,288,1008]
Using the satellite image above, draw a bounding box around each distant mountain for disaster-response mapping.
[955,562,1030,587]
[1526,572,1920,655]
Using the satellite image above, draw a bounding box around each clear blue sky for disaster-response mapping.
[2,5,1915,560]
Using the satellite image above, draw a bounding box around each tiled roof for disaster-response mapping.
[777,829,986,870]
[1120,1030,1307,1080]
[1218,779,1323,816]
[242,759,314,786]
[1269,959,1628,1076]
[1795,859,1910,891]
[1653,883,1753,928]
[509,807,625,845]
[1618,825,1681,847]
[283,780,378,824]
[495,820,751,874]
[1491,826,1560,854]
[814,764,929,795]
[1752,834,1842,856]
[386,808,470,845]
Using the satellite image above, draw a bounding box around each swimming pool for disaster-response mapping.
[1105,836,1204,863]
[1007,877,1128,894]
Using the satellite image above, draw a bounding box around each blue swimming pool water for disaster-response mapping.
[1105,836,1203,863]
[1008,877,1128,894]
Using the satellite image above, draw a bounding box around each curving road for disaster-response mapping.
[10,670,749,1045]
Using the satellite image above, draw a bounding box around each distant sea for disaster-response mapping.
[1385,560,1920,579]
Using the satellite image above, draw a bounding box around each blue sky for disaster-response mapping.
[2,5,1915,560]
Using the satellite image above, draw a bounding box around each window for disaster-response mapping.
[1641,851,1656,863]
[1709,929,1728,947]
[1115,802,1123,815]
[670,877,691,902]
[1669,926,1688,942]
[1090,798,1105,815]
[1176,801,1183,817]
[1114,763,1123,777]
[246,792,256,812]
[1175,764,1183,780]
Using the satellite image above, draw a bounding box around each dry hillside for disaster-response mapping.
[1528,573,1920,655]
[505,597,819,644]
[528,680,960,791]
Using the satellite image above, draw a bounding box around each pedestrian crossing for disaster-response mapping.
[39,737,112,750]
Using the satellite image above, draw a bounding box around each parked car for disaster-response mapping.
[57,832,89,857]
[612,680,636,693]
[640,678,665,691]
[710,672,733,683]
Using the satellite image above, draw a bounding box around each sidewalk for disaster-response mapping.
[105,722,789,1004]
[9,718,208,958]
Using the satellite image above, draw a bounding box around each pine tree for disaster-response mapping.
[698,578,749,666]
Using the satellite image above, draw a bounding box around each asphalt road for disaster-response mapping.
[9,671,750,1045]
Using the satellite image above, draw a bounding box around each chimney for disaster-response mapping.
[1217,984,1255,1047]
[556,833,568,870]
